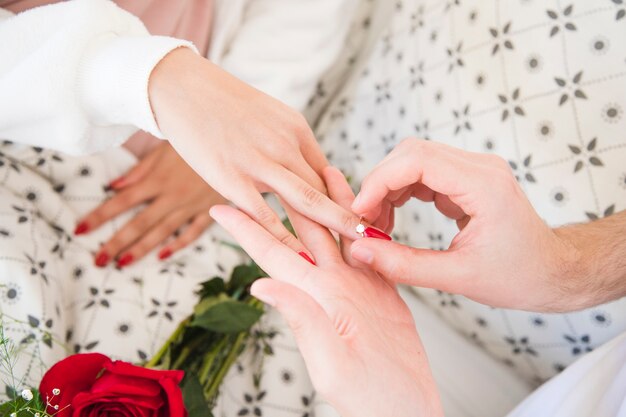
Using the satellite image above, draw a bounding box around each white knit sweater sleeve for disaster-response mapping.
[217,0,359,111]
[0,0,196,155]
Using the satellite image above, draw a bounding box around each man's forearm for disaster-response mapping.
[555,210,626,309]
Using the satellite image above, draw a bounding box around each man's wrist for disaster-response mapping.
[551,226,595,310]
[551,211,626,311]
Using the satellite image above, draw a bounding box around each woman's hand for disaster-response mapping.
[75,142,225,268]
[148,48,366,254]
[210,167,443,417]
[349,138,596,313]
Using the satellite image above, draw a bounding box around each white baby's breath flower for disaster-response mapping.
[21,388,33,401]
[10,413,17,417]
[35,413,41,417]
[52,388,60,395]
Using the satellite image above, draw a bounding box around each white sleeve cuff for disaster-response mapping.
[78,35,198,139]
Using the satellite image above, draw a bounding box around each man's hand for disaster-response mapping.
[350,138,626,313]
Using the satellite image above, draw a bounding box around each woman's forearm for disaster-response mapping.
[555,210,626,308]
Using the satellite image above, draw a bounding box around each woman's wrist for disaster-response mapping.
[147,47,265,146]
[148,47,207,137]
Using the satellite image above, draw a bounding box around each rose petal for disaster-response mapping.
[159,376,187,417]
[106,361,184,384]
[92,372,161,397]
[39,353,111,417]
[84,403,138,417]
[73,392,164,411]
[120,403,148,417]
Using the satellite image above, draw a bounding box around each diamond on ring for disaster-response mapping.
[356,218,366,237]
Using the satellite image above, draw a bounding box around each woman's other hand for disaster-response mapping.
[75,142,225,268]
[210,167,444,417]
[148,48,365,253]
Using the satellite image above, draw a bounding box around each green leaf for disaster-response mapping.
[192,300,263,333]
[182,374,211,417]
[197,277,226,299]
[31,388,45,411]
[194,294,229,315]
[0,401,15,416]
[228,264,264,291]
[5,385,17,400]
[0,395,33,416]
[282,218,295,236]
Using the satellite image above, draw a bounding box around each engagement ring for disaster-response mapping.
[356,217,366,237]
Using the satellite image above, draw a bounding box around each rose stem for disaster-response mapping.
[204,331,247,402]
[197,335,229,382]
[145,315,190,368]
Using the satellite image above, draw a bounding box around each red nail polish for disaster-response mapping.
[158,248,172,260]
[117,253,134,268]
[94,252,109,268]
[364,227,392,241]
[298,251,316,265]
[74,222,89,235]
[108,176,126,190]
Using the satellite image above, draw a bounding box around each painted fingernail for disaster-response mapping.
[74,222,89,235]
[94,251,109,268]
[298,251,316,265]
[117,253,134,268]
[158,248,172,261]
[351,245,374,264]
[364,227,392,241]
[108,176,126,190]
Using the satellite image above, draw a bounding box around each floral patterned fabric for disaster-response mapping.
[313,0,626,386]
[0,142,325,417]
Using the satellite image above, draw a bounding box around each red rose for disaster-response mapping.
[39,353,187,417]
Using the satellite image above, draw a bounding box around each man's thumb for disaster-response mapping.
[350,239,466,291]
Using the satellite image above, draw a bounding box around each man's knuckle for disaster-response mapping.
[487,154,510,171]
[401,136,421,151]
[493,170,519,195]
[403,136,419,145]
[411,139,430,157]
[290,112,309,132]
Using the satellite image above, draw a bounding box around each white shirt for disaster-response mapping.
[0,0,357,155]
